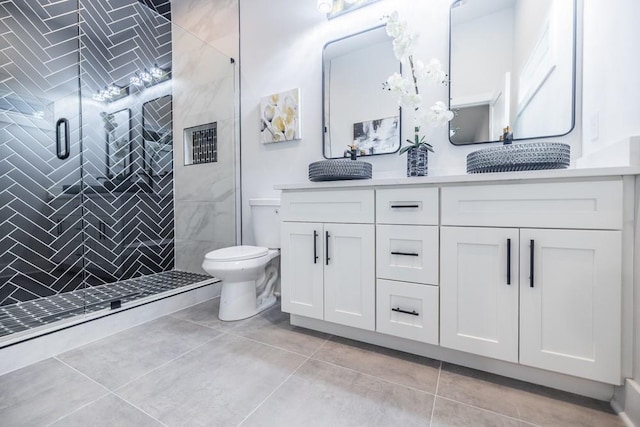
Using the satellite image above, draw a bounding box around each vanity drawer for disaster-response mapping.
[281,189,374,223]
[441,180,623,229]
[376,279,439,344]
[376,187,438,225]
[376,225,438,285]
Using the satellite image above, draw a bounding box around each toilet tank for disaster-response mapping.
[250,198,280,248]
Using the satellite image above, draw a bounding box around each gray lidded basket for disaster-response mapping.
[467,142,570,174]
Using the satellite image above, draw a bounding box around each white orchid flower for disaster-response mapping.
[414,58,448,85]
[383,11,455,155]
[384,11,405,39]
[423,101,455,127]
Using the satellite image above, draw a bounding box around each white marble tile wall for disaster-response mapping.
[171,16,238,272]
[172,0,239,59]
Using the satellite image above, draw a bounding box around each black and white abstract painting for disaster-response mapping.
[353,115,399,155]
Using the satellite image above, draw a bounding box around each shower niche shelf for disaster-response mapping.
[184,122,218,166]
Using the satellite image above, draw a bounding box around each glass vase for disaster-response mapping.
[406,146,429,177]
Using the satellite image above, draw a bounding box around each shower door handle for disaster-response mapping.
[56,118,70,160]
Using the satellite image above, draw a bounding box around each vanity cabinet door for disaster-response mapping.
[280,222,324,320]
[519,229,622,384]
[440,227,519,363]
[324,223,375,330]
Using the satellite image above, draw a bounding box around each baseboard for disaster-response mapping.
[614,379,640,427]
[291,314,616,401]
[0,282,220,377]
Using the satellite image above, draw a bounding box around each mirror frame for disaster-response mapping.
[322,25,402,159]
[104,108,133,179]
[142,95,173,180]
[448,0,577,145]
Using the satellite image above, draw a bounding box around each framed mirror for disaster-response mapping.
[142,95,173,178]
[449,0,576,145]
[103,109,132,179]
[323,25,400,158]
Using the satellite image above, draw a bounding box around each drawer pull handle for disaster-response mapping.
[530,239,535,288]
[313,230,318,264]
[506,238,511,285]
[391,251,419,257]
[325,231,330,266]
[390,204,419,209]
[392,307,419,316]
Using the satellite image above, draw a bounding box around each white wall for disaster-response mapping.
[581,0,640,156]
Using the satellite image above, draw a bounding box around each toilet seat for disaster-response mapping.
[204,245,269,262]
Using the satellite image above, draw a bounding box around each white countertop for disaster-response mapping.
[275,166,640,190]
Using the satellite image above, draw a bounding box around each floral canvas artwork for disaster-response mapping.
[260,88,301,143]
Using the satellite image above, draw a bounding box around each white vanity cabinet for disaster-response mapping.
[280,189,376,330]
[440,181,623,384]
[278,170,637,392]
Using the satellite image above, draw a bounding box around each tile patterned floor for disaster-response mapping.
[0,271,213,338]
[0,298,625,427]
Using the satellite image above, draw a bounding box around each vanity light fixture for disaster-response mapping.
[317,0,333,13]
[92,85,129,103]
[130,73,144,87]
[139,70,153,84]
[150,64,168,80]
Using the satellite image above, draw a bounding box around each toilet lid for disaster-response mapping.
[204,245,269,262]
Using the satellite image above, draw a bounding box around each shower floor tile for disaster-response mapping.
[0,300,625,427]
[0,270,213,338]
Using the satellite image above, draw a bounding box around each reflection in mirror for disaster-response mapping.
[323,26,400,159]
[103,109,132,179]
[449,0,576,145]
[327,0,381,19]
[142,95,172,178]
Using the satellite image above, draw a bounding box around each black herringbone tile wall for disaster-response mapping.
[0,0,175,310]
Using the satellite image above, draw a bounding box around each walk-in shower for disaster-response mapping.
[0,0,235,342]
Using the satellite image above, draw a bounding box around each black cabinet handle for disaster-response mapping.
[530,239,535,287]
[313,230,318,264]
[390,204,419,209]
[392,307,419,316]
[391,251,419,257]
[325,231,330,266]
[506,238,511,285]
[56,118,70,159]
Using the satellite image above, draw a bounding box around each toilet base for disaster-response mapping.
[218,280,277,321]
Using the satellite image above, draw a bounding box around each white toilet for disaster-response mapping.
[201,199,280,321]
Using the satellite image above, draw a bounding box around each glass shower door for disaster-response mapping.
[0,0,85,334]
